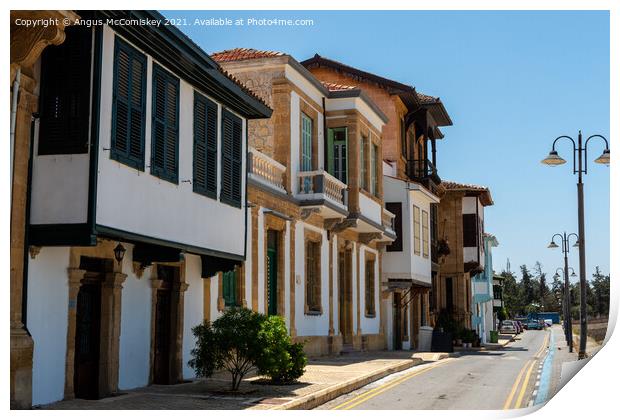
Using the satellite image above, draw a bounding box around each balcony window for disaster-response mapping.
[360,136,368,191]
[327,127,348,184]
[38,26,92,155]
[301,113,313,171]
[463,213,478,247]
[422,209,429,258]
[151,64,180,184]
[413,205,421,255]
[371,143,378,196]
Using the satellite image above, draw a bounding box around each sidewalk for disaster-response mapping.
[41,350,451,410]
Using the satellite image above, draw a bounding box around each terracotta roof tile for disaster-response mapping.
[442,180,494,206]
[417,92,440,104]
[321,81,357,92]
[211,48,284,62]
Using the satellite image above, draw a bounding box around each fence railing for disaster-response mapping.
[297,170,347,206]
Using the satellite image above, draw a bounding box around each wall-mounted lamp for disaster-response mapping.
[114,243,126,264]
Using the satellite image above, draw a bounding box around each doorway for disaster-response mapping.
[73,276,102,399]
[152,265,179,385]
[266,230,278,316]
[338,249,353,344]
[393,292,403,350]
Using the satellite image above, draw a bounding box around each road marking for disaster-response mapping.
[331,358,455,410]
[514,333,550,408]
[503,332,549,410]
[534,328,556,405]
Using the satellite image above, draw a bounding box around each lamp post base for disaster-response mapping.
[578,351,587,360]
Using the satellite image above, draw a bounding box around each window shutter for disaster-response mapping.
[193,93,218,198]
[111,37,146,169]
[386,202,403,252]
[151,64,179,183]
[38,26,92,155]
[220,109,243,207]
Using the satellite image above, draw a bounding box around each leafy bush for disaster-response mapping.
[188,307,266,391]
[497,307,508,323]
[256,316,307,384]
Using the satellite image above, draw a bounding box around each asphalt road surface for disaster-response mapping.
[316,328,552,410]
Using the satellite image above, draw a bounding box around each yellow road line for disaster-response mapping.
[332,358,455,410]
[502,358,530,409]
[503,331,550,410]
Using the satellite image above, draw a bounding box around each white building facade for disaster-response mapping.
[25,12,270,405]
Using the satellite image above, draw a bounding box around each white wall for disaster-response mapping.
[30,153,90,224]
[96,26,246,257]
[27,247,71,406]
[118,244,152,390]
[359,193,382,226]
[182,254,204,379]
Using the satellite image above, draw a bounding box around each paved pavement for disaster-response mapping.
[40,350,426,410]
[315,328,551,410]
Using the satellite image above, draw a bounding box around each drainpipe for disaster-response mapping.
[10,68,21,200]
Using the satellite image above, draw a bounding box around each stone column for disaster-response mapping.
[148,278,163,385]
[328,234,334,336]
[171,281,189,384]
[99,271,127,397]
[63,268,86,399]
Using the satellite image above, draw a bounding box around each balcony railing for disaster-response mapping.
[297,170,347,207]
[407,159,438,180]
[248,147,286,192]
[382,208,396,233]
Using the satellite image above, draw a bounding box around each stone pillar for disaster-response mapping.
[171,281,189,384]
[328,234,334,336]
[99,271,127,397]
[10,11,77,407]
[289,221,296,337]
[148,278,163,385]
[355,244,362,338]
[63,268,86,399]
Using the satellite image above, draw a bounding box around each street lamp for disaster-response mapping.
[542,131,610,359]
[554,265,577,353]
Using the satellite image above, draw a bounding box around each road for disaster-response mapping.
[316,328,553,410]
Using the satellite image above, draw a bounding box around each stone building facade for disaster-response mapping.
[211,49,395,356]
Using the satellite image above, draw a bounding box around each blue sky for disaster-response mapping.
[162,10,610,281]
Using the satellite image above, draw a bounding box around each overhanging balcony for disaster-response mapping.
[248,147,286,194]
[407,159,441,191]
[295,170,348,217]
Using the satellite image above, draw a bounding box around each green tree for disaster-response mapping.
[590,267,610,317]
[188,307,266,391]
[255,316,307,384]
[520,265,535,308]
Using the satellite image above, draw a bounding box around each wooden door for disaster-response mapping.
[153,288,172,384]
[393,292,403,350]
[339,250,352,344]
[74,282,101,399]
[267,230,278,316]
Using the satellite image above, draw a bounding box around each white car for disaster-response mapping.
[500,320,518,334]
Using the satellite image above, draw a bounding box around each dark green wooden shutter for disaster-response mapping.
[151,64,179,183]
[111,36,146,170]
[193,92,218,198]
[223,270,237,307]
[38,26,92,155]
[220,109,243,207]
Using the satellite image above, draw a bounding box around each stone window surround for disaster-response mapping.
[358,121,381,199]
[364,251,377,318]
[304,228,323,316]
[263,213,287,316]
[298,98,320,172]
[64,241,127,400]
[148,260,188,385]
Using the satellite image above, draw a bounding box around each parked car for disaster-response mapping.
[500,320,518,334]
[526,320,543,330]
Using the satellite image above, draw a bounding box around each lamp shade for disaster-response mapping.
[114,243,126,263]
[594,149,610,165]
[548,240,559,249]
[541,150,566,166]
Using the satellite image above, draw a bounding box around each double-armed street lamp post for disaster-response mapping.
[542,131,610,359]
[552,263,577,352]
